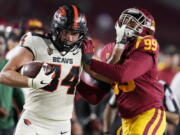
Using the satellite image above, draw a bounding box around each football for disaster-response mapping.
[20,61,55,78]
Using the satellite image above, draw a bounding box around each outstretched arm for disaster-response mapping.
[0,47,33,87]
[83,64,113,84]
[90,51,153,83]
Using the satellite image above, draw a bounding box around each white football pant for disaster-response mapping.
[14,110,71,135]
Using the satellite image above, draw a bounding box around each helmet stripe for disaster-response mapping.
[72,5,79,29]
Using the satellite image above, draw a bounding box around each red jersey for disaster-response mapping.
[90,35,164,118]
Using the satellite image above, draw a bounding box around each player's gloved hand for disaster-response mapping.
[82,39,94,65]
[115,23,127,49]
[28,63,55,89]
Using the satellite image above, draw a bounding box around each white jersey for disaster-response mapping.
[171,72,180,105]
[21,32,83,121]
[159,80,180,113]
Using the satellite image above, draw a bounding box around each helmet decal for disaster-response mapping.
[58,7,66,17]
[72,5,78,29]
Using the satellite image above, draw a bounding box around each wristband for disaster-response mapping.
[27,78,33,87]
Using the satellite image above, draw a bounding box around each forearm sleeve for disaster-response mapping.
[90,51,154,83]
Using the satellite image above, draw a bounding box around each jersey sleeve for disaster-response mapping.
[89,37,157,83]
[135,35,159,55]
[19,32,38,59]
[90,51,153,83]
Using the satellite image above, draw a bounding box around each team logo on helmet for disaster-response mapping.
[58,7,66,17]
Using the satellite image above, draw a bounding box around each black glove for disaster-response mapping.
[82,39,94,65]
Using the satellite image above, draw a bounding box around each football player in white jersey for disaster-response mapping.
[0,4,103,135]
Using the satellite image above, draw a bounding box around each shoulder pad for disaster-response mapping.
[135,36,159,55]
[19,32,31,46]
[19,32,50,46]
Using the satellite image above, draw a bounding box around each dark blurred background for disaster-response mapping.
[0,1,180,135]
[0,0,180,50]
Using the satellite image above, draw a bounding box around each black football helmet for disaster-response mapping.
[51,4,88,54]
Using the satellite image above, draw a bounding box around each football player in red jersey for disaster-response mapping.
[81,8,166,135]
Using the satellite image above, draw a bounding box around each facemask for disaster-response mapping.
[124,27,136,38]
